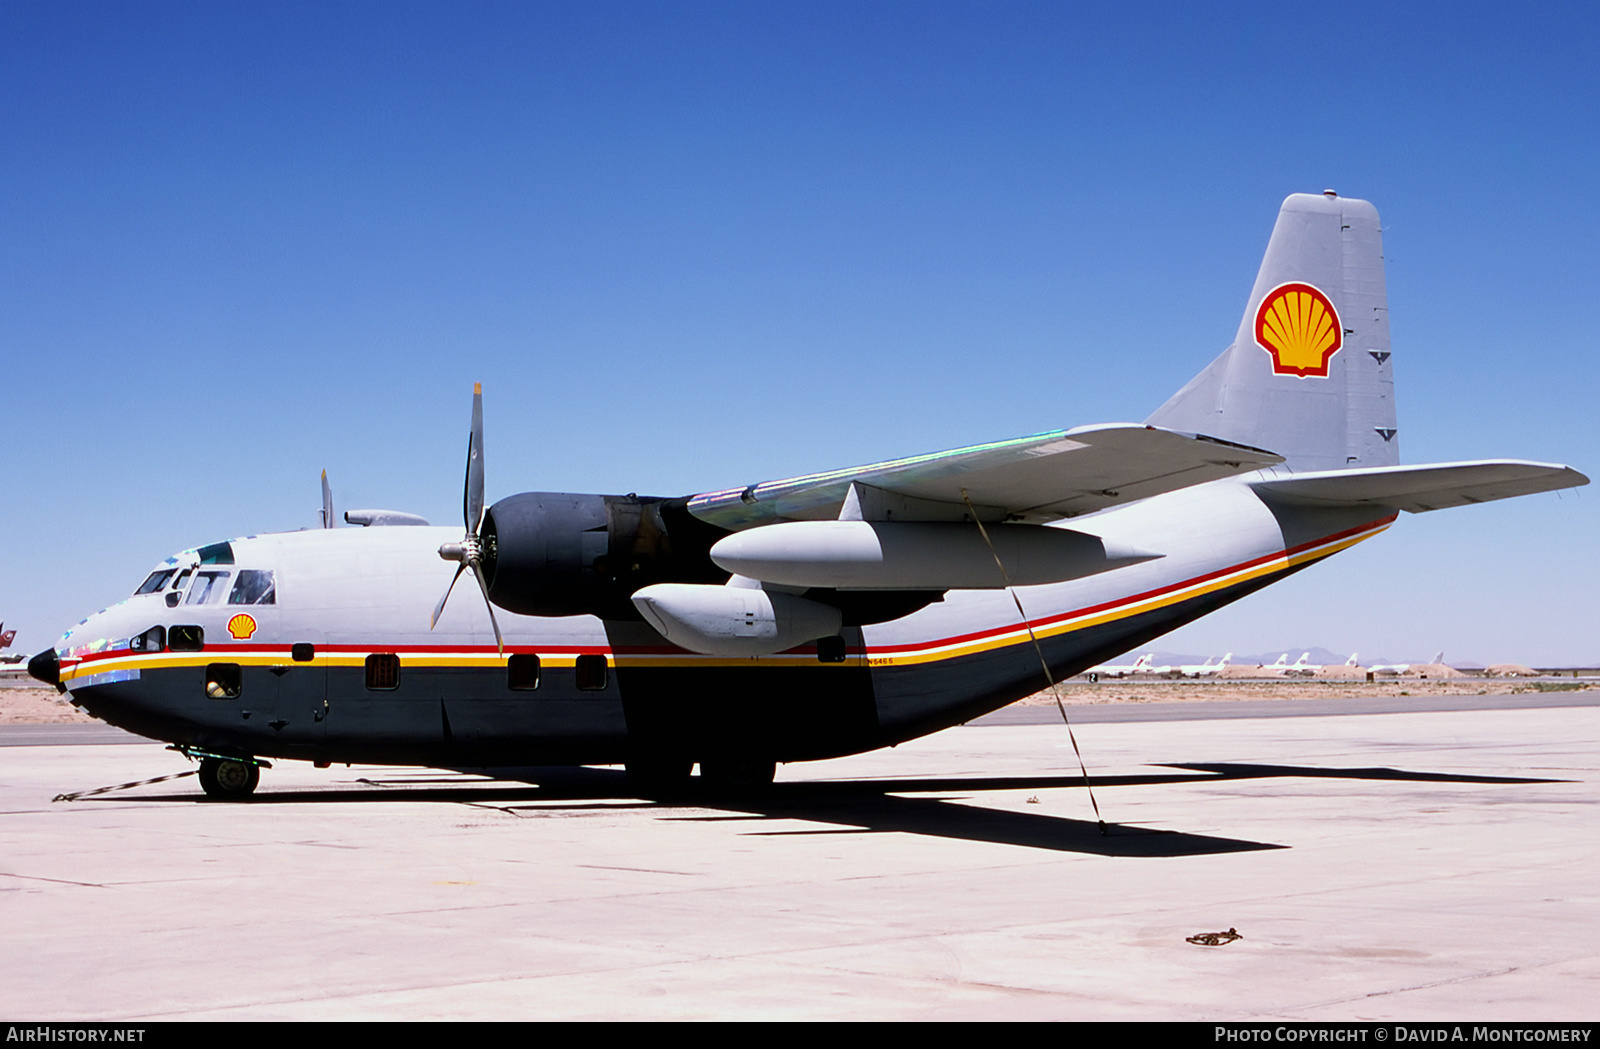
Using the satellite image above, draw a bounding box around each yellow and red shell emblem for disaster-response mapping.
[226,613,257,640]
[1255,282,1342,377]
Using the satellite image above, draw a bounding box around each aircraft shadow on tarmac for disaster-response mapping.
[98,761,1565,858]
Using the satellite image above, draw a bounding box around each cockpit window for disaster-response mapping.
[135,570,176,595]
[185,570,231,605]
[197,542,235,566]
[228,570,276,606]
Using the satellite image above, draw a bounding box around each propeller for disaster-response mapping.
[431,383,505,653]
[320,470,334,528]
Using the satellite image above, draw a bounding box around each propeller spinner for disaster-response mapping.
[432,383,505,653]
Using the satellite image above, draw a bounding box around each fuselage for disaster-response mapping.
[52,477,1394,769]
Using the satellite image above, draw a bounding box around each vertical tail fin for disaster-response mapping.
[1147,192,1397,472]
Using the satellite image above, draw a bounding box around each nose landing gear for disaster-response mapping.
[170,747,269,800]
[197,756,260,799]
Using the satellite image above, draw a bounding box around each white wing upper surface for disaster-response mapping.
[686,424,1284,530]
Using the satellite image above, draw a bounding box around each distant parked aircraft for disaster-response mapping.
[1369,652,1445,675]
[0,622,21,664]
[1085,653,1161,680]
[1179,653,1233,677]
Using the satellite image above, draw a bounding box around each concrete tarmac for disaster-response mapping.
[2,698,1596,1020]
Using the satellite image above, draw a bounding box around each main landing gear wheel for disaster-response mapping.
[698,755,776,795]
[198,757,260,800]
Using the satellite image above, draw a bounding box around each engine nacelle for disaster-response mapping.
[708,520,1158,590]
[480,493,728,618]
[631,582,843,657]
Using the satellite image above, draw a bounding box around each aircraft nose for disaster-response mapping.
[27,648,60,687]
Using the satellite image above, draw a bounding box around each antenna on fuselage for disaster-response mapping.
[320,470,335,529]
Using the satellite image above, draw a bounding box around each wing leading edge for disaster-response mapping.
[686,424,1284,530]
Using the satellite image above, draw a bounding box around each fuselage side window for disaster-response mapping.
[205,663,241,700]
[169,625,204,651]
[508,654,541,691]
[575,654,609,691]
[185,571,231,605]
[365,653,401,691]
[228,570,276,605]
[130,626,166,653]
[135,570,176,596]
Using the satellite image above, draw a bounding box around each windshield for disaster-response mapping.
[228,570,276,605]
[196,542,235,565]
[134,570,177,595]
[185,570,232,605]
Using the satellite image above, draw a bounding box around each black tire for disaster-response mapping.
[698,755,776,795]
[198,757,260,800]
[626,754,694,799]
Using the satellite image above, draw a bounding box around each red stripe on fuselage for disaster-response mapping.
[69,513,1396,667]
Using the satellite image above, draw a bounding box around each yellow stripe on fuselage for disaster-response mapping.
[60,520,1389,683]
[852,519,1388,668]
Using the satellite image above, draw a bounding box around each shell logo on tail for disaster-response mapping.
[227,613,257,640]
[1255,282,1342,377]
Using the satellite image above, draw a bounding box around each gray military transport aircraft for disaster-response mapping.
[28,192,1588,799]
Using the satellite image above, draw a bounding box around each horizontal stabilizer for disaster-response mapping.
[688,424,1283,530]
[1249,460,1588,513]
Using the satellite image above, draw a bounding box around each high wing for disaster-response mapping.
[685,423,1284,530]
[1248,460,1589,513]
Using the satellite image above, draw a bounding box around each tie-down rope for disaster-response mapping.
[962,490,1106,834]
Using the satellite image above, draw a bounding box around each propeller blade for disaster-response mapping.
[465,382,485,534]
[321,470,334,529]
[437,383,501,651]
[470,560,505,655]
[431,563,467,630]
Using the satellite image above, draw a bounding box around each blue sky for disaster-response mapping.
[3,1,1596,664]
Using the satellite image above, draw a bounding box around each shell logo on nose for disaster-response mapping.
[1256,281,1342,377]
[227,613,257,640]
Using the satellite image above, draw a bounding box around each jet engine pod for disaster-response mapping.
[709,520,1158,590]
[631,582,843,657]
